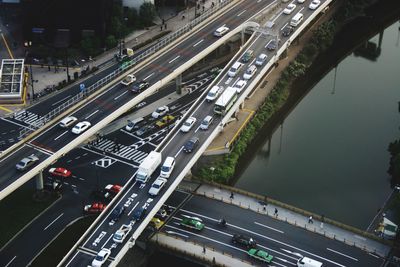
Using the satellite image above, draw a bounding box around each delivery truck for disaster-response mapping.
[135,151,162,183]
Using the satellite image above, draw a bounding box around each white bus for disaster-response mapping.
[214,86,238,115]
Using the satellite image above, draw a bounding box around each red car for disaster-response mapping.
[49,167,72,178]
[104,184,122,194]
[84,202,106,214]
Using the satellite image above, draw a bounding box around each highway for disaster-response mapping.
[0,0,271,200]
[60,1,336,266]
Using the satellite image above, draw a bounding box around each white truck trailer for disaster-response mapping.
[135,151,162,183]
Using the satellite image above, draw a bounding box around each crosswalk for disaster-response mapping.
[13,111,44,126]
[88,139,148,164]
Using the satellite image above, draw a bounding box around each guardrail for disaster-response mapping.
[18,0,235,140]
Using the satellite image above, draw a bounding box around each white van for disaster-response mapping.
[59,116,77,128]
[290,13,304,27]
[297,257,323,267]
[227,62,243,77]
[125,117,144,131]
[160,156,175,178]
[206,85,223,102]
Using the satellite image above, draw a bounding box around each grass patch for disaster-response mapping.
[30,216,95,267]
[0,187,58,248]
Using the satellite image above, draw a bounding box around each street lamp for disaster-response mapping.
[210,166,215,183]
[25,41,35,100]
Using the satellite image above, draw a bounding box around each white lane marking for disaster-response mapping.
[193,39,204,47]
[194,125,201,133]
[165,230,189,238]
[67,159,72,163]
[249,58,256,66]
[168,55,180,64]
[128,201,140,216]
[4,256,17,267]
[101,233,114,249]
[368,253,380,259]
[254,221,284,234]
[1,117,31,129]
[85,110,99,120]
[44,213,64,230]
[327,248,358,261]
[180,208,345,267]
[114,91,128,100]
[75,156,81,159]
[65,251,80,267]
[174,146,184,157]
[0,145,25,163]
[51,95,71,106]
[143,72,154,80]
[54,130,68,141]
[281,22,289,31]
[237,10,246,16]
[25,143,53,156]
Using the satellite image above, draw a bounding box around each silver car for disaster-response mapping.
[16,154,39,171]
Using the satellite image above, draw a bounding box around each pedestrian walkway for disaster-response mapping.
[195,184,391,257]
[12,110,42,126]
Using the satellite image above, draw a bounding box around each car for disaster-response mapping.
[241,49,254,63]
[200,115,213,130]
[255,53,267,66]
[297,0,306,3]
[155,208,169,219]
[113,224,132,243]
[71,121,91,134]
[104,184,122,199]
[234,80,247,94]
[309,0,321,9]
[232,234,257,248]
[135,125,154,136]
[84,202,106,214]
[155,115,175,128]
[59,116,77,128]
[48,167,72,178]
[91,248,111,267]
[109,205,125,225]
[152,106,169,118]
[160,156,176,178]
[180,216,204,231]
[132,206,147,221]
[282,25,294,37]
[125,117,145,131]
[131,80,150,93]
[243,65,257,80]
[150,217,165,230]
[183,137,200,153]
[247,248,274,263]
[213,26,230,37]
[180,117,197,133]
[44,180,62,191]
[266,39,280,50]
[16,154,39,171]
[148,177,168,196]
[121,74,136,86]
[283,3,296,14]
[206,85,223,102]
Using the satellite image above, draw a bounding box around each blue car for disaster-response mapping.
[133,206,147,221]
[109,205,125,225]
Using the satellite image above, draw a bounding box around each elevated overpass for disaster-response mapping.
[58,1,336,266]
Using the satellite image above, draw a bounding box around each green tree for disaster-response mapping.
[105,35,117,49]
[140,2,156,27]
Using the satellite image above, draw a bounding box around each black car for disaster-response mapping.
[282,25,294,37]
[266,39,280,50]
[109,205,125,225]
[131,80,150,93]
[135,125,154,136]
[133,206,147,221]
[232,234,257,248]
[183,137,200,153]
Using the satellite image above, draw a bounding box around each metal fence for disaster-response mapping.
[18,0,234,140]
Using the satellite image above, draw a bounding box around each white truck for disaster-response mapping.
[135,151,162,183]
[297,257,323,267]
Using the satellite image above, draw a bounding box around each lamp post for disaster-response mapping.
[210,166,215,183]
[25,41,35,100]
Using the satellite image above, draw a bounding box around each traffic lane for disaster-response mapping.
[176,195,384,267]
[65,250,100,267]
[0,119,22,150]
[0,145,49,191]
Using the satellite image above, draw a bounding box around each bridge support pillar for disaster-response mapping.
[378,30,383,49]
[175,74,182,95]
[35,171,44,190]
[241,28,245,46]
[239,101,244,110]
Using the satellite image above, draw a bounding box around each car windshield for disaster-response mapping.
[161,166,170,172]
[123,77,131,82]
[184,121,191,126]
[207,91,215,97]
[95,255,104,261]
[201,120,208,125]
[153,184,160,189]
[156,108,164,112]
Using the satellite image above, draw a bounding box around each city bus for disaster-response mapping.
[214,86,238,115]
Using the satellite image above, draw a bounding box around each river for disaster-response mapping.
[235,21,400,229]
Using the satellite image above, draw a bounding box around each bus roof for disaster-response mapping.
[215,86,237,107]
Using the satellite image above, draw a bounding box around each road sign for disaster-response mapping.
[79,83,86,92]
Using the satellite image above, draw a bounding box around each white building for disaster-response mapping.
[122,0,154,10]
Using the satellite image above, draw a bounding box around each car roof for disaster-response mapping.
[164,156,175,165]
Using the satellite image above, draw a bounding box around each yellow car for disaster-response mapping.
[150,217,165,230]
[155,115,175,128]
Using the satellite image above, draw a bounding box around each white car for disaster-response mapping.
[71,121,91,134]
[243,65,257,80]
[234,80,247,94]
[59,116,77,128]
[92,248,111,267]
[213,26,230,37]
[297,0,306,3]
[160,156,175,178]
[148,177,167,196]
[255,53,268,66]
[113,224,132,243]
[309,0,321,10]
[283,3,296,14]
[206,85,223,102]
[152,106,169,118]
[180,117,197,133]
[121,74,136,86]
